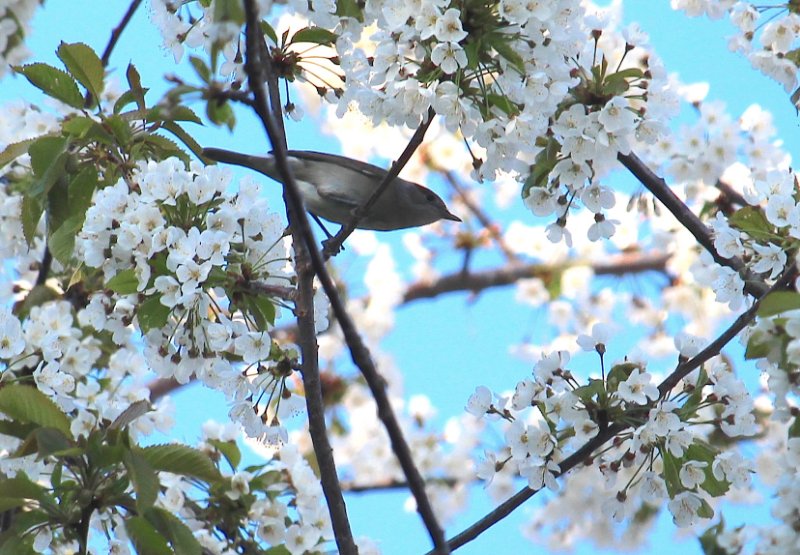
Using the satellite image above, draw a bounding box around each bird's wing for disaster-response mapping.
[286,150,389,183]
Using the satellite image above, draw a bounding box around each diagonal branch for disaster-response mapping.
[435,265,794,552]
[322,109,436,258]
[618,151,767,298]
[99,0,143,67]
[241,3,357,553]
[240,2,448,552]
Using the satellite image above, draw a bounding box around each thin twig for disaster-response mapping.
[618,151,767,298]
[99,0,144,67]
[444,170,519,263]
[435,266,794,552]
[241,3,357,553]
[322,109,436,258]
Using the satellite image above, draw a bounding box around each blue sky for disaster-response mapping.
[3,1,797,554]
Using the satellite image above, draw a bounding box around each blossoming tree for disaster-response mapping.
[1,0,799,554]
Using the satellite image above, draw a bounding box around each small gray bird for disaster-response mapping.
[203,148,461,231]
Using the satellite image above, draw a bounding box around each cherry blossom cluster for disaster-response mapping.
[466,332,760,535]
[147,0,683,245]
[328,3,679,237]
[0,0,37,78]
[0,302,172,439]
[156,424,345,555]
[76,157,311,441]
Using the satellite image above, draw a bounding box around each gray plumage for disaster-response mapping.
[203,148,461,231]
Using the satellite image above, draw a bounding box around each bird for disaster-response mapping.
[203,148,461,231]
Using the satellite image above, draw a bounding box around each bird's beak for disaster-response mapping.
[444,211,462,222]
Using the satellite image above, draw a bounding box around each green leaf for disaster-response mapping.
[105,114,134,146]
[659,446,682,498]
[572,378,605,403]
[261,20,279,44]
[57,42,104,105]
[291,27,338,45]
[487,93,518,116]
[245,294,276,330]
[21,193,44,245]
[69,165,98,215]
[788,415,800,439]
[699,520,728,555]
[0,473,47,505]
[125,516,173,555]
[214,0,245,24]
[207,439,241,471]
[744,335,771,360]
[0,385,72,437]
[757,291,800,317]
[62,115,97,138]
[463,39,481,70]
[138,295,171,333]
[686,442,730,497]
[206,99,236,130]
[124,449,160,512]
[139,444,221,482]
[696,496,715,519]
[144,508,203,555]
[106,269,139,295]
[14,63,84,108]
[0,138,37,169]
[49,213,84,265]
[140,134,189,164]
[335,0,363,21]
[0,531,37,554]
[126,63,148,112]
[786,47,800,67]
[164,106,203,124]
[189,56,211,84]
[0,420,38,440]
[64,118,114,145]
[522,138,560,197]
[603,68,644,96]
[608,67,645,81]
[489,34,525,74]
[111,400,153,430]
[12,284,60,319]
[32,427,73,458]
[606,362,639,393]
[727,206,774,242]
[29,135,69,197]
[114,90,143,114]
[0,496,27,513]
[161,121,206,162]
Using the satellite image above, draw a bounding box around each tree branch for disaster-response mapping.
[618,151,767,298]
[436,265,794,552]
[235,6,449,551]
[241,4,357,553]
[99,0,143,67]
[404,251,670,303]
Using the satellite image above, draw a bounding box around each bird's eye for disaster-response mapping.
[426,193,436,202]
